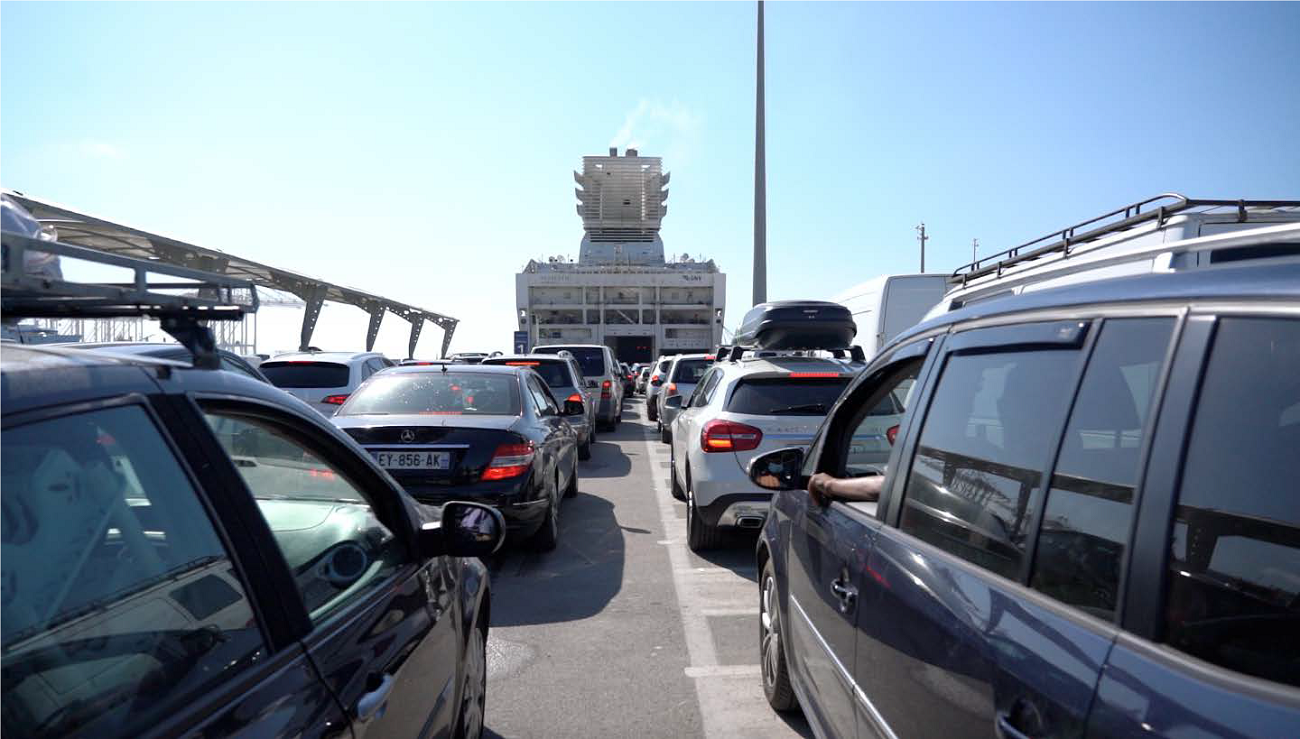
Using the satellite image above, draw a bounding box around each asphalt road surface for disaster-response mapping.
[483,398,812,739]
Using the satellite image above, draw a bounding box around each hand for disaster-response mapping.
[807,473,835,507]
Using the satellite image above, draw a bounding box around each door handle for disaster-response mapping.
[830,578,857,613]
[356,673,395,722]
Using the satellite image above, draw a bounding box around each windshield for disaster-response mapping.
[670,359,711,384]
[340,373,520,415]
[535,346,606,377]
[261,362,349,389]
[726,378,851,415]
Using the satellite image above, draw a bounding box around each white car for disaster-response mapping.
[666,352,866,551]
[645,355,674,422]
[259,351,395,416]
[657,353,714,443]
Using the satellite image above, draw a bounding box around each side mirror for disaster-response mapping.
[747,448,806,491]
[420,501,505,558]
[650,378,663,387]
[563,399,585,416]
[663,395,683,410]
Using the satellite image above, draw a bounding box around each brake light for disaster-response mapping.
[788,372,841,378]
[704,355,715,360]
[601,379,612,399]
[667,383,677,395]
[701,420,763,453]
[481,442,535,481]
[886,425,899,446]
[566,393,583,403]
[506,361,540,366]
[322,394,350,405]
[651,374,659,382]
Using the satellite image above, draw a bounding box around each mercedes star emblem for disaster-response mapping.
[400,429,416,443]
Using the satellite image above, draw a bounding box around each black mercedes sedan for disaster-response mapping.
[332,364,583,550]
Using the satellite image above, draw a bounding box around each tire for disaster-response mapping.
[686,481,722,552]
[760,560,798,712]
[647,399,658,422]
[531,475,560,552]
[670,459,687,502]
[578,433,592,461]
[453,619,487,739]
[564,459,579,498]
[660,423,671,444]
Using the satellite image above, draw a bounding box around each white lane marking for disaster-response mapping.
[701,607,757,617]
[685,664,762,679]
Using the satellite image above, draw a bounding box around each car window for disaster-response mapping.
[261,361,350,388]
[534,346,606,377]
[900,347,1080,580]
[527,376,558,415]
[2,405,265,738]
[363,358,384,377]
[1029,318,1175,620]
[494,360,571,389]
[671,358,711,384]
[842,360,922,479]
[1163,317,1300,687]
[202,412,404,623]
[728,377,851,416]
[217,354,261,379]
[687,369,719,407]
[338,373,521,416]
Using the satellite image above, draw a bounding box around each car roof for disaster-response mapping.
[380,363,524,376]
[720,355,862,376]
[263,351,379,364]
[535,343,606,350]
[482,354,574,364]
[894,260,1300,350]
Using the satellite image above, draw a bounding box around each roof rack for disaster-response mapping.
[951,194,1300,287]
[717,345,866,364]
[2,231,257,369]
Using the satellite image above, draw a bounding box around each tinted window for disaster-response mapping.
[261,361,350,388]
[534,346,606,376]
[219,354,262,379]
[688,369,721,407]
[727,377,850,416]
[844,362,922,478]
[339,373,521,416]
[527,376,558,415]
[2,406,264,737]
[204,412,404,622]
[1164,317,1300,686]
[670,358,711,383]
[1030,318,1174,619]
[901,348,1079,579]
[489,360,572,388]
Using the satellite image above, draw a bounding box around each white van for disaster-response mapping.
[830,274,948,359]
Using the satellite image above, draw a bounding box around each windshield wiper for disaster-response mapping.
[769,404,830,415]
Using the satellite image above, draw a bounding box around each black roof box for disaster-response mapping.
[733,300,856,350]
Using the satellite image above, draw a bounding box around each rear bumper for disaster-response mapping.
[688,455,774,527]
[598,397,618,422]
[697,493,773,528]
[400,473,548,534]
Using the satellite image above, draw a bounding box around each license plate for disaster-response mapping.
[372,451,451,470]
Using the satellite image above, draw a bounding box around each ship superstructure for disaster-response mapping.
[516,148,726,363]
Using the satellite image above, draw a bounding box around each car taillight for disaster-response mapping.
[701,420,763,453]
[667,383,677,395]
[601,379,612,399]
[788,372,841,378]
[481,442,535,481]
[886,425,899,446]
[322,394,350,405]
[567,393,583,403]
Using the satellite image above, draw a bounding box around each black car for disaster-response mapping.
[750,259,1300,738]
[0,344,504,739]
[331,364,583,551]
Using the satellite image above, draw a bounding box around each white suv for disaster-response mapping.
[666,352,863,551]
[259,351,394,416]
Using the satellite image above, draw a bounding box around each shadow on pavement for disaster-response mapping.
[488,490,625,627]
[691,530,761,583]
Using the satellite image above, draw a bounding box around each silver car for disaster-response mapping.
[657,353,715,443]
[481,352,597,460]
[533,344,624,429]
[259,351,395,416]
[666,353,865,551]
[645,355,674,422]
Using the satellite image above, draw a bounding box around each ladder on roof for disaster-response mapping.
[2,231,258,367]
[950,194,1300,287]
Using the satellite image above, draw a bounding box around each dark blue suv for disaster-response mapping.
[751,260,1300,738]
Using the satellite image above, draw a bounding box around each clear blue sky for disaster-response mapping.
[4,2,1298,355]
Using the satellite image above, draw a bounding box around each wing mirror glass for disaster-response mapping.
[420,501,505,559]
[663,395,683,410]
[748,448,806,491]
[563,399,585,416]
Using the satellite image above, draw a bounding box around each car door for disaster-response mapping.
[1089,314,1300,738]
[0,398,348,738]
[528,374,575,488]
[197,400,462,738]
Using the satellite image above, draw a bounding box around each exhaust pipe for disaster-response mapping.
[735,516,764,530]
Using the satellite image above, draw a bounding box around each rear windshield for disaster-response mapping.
[487,360,572,389]
[535,346,606,377]
[670,359,712,384]
[726,378,851,416]
[261,362,349,388]
[340,373,520,416]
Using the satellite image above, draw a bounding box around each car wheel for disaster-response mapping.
[453,619,488,739]
[564,459,579,498]
[660,423,671,444]
[531,475,560,552]
[670,458,687,502]
[578,433,592,461]
[647,399,658,422]
[760,560,798,712]
[686,480,721,552]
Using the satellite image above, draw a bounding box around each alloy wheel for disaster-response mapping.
[761,575,780,689]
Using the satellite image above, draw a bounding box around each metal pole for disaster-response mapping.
[972,238,979,265]
[916,223,928,273]
[752,0,767,306]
